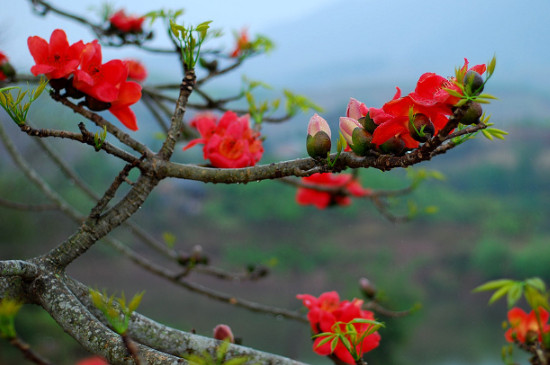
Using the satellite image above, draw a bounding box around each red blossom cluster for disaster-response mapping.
[506,307,550,344]
[297,291,381,364]
[296,173,371,209]
[0,51,14,81]
[230,29,251,58]
[75,356,108,365]
[340,59,486,154]
[109,10,145,34]
[183,111,264,168]
[28,29,143,130]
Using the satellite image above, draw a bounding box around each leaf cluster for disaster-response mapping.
[313,318,384,362]
[183,340,254,365]
[89,289,144,335]
[0,79,47,125]
[474,277,549,309]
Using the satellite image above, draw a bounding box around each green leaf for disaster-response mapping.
[507,283,523,307]
[487,55,497,76]
[339,335,353,353]
[477,93,498,100]
[128,291,145,313]
[488,285,511,305]
[314,334,334,348]
[482,129,494,140]
[473,279,515,293]
[525,277,546,293]
[224,358,250,365]
[443,88,463,98]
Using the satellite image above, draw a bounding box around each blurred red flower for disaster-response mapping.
[183,111,263,168]
[75,356,109,365]
[297,291,381,364]
[109,10,145,33]
[230,29,250,58]
[296,173,370,209]
[124,59,147,82]
[27,29,85,80]
[505,307,550,344]
[0,51,10,81]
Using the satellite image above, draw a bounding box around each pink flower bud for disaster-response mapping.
[307,113,331,139]
[213,324,234,343]
[346,97,368,120]
[339,117,362,146]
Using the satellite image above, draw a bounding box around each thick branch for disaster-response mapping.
[66,278,309,365]
[41,172,159,268]
[33,272,186,365]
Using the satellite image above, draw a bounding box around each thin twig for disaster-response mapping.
[8,337,53,365]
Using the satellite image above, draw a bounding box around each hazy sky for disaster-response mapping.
[3,0,549,124]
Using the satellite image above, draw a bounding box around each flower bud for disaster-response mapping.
[379,136,406,155]
[461,102,483,125]
[359,277,377,299]
[463,70,484,96]
[339,117,362,145]
[213,324,234,343]
[409,113,435,143]
[85,95,112,111]
[306,114,332,158]
[351,128,374,156]
[346,97,368,120]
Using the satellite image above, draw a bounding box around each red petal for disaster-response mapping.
[27,36,49,64]
[49,29,70,54]
[109,106,138,131]
[112,81,141,107]
[372,119,406,145]
[30,64,55,76]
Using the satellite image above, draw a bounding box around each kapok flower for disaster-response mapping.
[369,88,420,149]
[72,40,141,130]
[505,307,550,344]
[27,29,85,80]
[306,113,331,158]
[297,291,381,364]
[124,59,147,82]
[183,111,263,168]
[109,10,145,33]
[0,51,15,81]
[369,59,487,149]
[296,173,370,209]
[230,29,251,58]
[75,356,109,365]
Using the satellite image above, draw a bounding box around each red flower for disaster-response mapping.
[75,356,109,365]
[505,307,550,344]
[370,59,487,148]
[296,173,370,209]
[72,41,141,130]
[0,51,10,81]
[230,29,250,58]
[109,10,145,33]
[27,29,85,79]
[183,111,264,168]
[124,59,147,82]
[297,291,381,364]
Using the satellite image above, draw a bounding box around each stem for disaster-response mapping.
[8,337,53,365]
